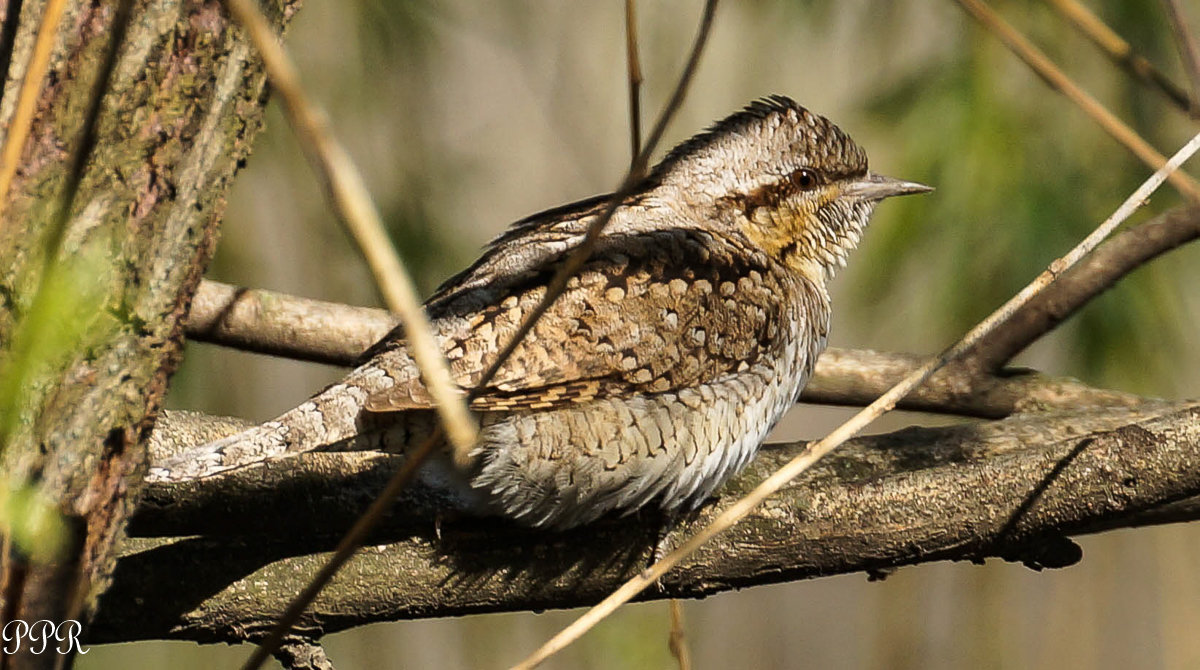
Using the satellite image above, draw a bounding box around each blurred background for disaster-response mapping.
[82,0,1200,668]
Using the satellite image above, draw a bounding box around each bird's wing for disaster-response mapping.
[364,227,801,414]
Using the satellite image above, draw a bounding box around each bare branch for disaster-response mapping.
[805,348,1149,416]
[512,124,1200,670]
[954,0,1200,202]
[89,403,1200,644]
[187,280,396,366]
[1046,0,1196,114]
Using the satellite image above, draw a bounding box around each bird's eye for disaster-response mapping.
[795,168,820,189]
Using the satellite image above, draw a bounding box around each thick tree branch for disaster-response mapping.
[87,402,1200,644]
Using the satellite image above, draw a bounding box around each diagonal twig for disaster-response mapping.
[1160,0,1200,111]
[222,0,478,662]
[954,0,1200,202]
[1045,0,1196,114]
[222,0,477,459]
[238,423,443,670]
[510,126,1200,669]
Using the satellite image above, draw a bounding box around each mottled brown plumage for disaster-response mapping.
[149,96,930,528]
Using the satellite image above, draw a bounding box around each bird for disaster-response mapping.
[148,95,932,529]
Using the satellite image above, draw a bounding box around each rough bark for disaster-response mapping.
[82,401,1200,645]
[0,0,296,662]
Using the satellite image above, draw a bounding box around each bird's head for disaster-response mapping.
[649,96,931,285]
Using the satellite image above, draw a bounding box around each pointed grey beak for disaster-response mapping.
[844,172,934,201]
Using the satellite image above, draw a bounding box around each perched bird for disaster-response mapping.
[150,96,931,529]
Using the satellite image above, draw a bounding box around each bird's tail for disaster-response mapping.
[147,362,396,483]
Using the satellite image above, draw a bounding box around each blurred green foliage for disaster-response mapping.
[0,480,69,562]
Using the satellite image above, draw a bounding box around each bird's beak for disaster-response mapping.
[844,172,934,201]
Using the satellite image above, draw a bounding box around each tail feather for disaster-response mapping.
[147,360,402,483]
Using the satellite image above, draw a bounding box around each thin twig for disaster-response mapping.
[0,0,66,222]
[1160,0,1200,112]
[222,0,477,459]
[1045,0,1195,114]
[474,0,718,397]
[668,599,692,670]
[625,0,643,170]
[954,0,1200,202]
[509,128,1200,669]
